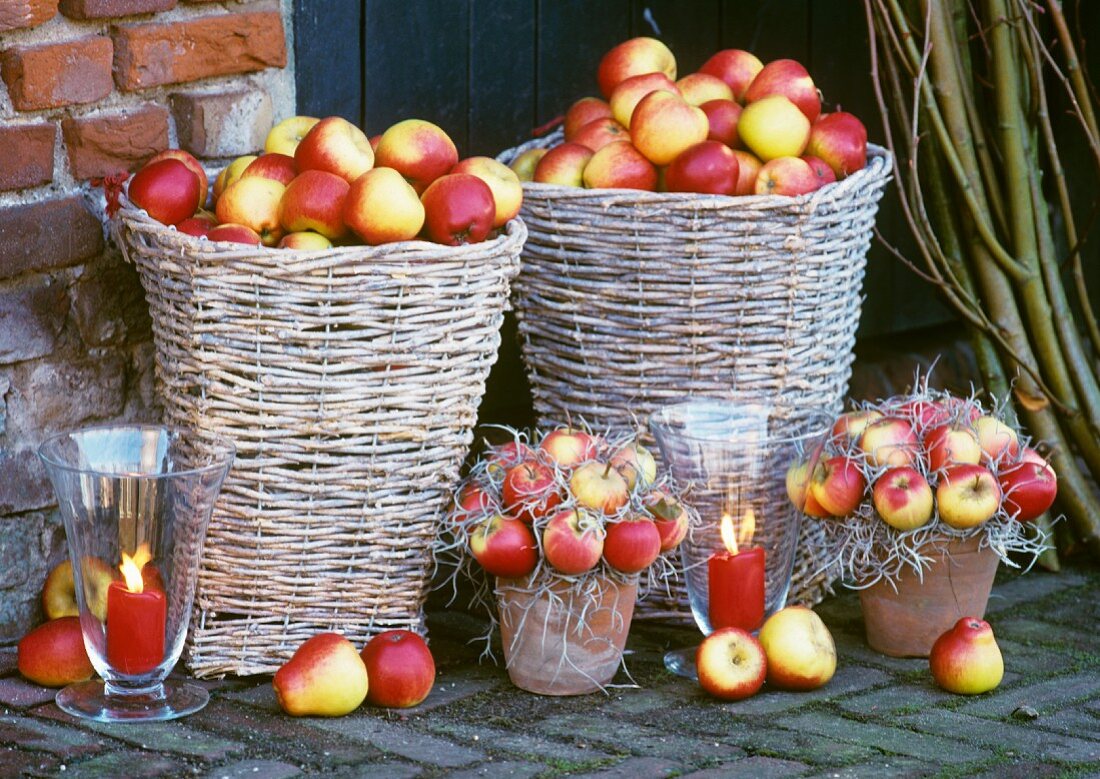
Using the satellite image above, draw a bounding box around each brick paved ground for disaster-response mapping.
[2,564,1098,778]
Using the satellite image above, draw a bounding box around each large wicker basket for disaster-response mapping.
[499,133,892,619]
[116,206,525,677]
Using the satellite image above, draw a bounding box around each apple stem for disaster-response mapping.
[603,461,614,479]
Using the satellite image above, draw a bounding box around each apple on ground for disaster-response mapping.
[451,156,524,228]
[695,626,767,701]
[644,490,688,551]
[929,617,1004,695]
[570,461,630,514]
[509,148,547,182]
[809,456,866,517]
[936,464,1002,529]
[207,223,263,246]
[278,231,333,250]
[859,416,920,468]
[698,48,764,102]
[128,159,202,226]
[146,149,208,210]
[572,117,631,152]
[802,154,836,188]
[597,36,677,98]
[374,119,459,194]
[831,409,884,446]
[608,72,680,128]
[676,72,735,106]
[743,58,821,122]
[176,210,217,239]
[602,517,661,573]
[216,176,287,246]
[279,169,351,240]
[758,606,836,690]
[295,116,375,183]
[542,509,605,575]
[998,449,1057,522]
[872,467,934,530]
[18,617,94,687]
[539,428,598,468]
[502,460,561,523]
[360,630,435,708]
[610,442,657,491]
[923,424,983,472]
[265,115,321,156]
[666,141,740,195]
[973,415,1020,463]
[344,167,425,245]
[731,150,763,196]
[242,153,298,186]
[469,515,539,578]
[564,97,613,140]
[738,95,811,162]
[43,558,115,621]
[807,112,867,179]
[533,143,594,187]
[701,99,742,147]
[273,632,369,717]
[420,173,495,246]
[631,90,710,166]
[582,140,658,191]
[213,154,257,202]
[755,156,819,196]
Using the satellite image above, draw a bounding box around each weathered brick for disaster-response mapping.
[535,716,733,765]
[425,721,614,766]
[70,256,148,347]
[112,11,287,91]
[35,706,245,759]
[0,123,55,191]
[59,0,174,20]
[6,354,128,433]
[0,276,68,365]
[306,716,484,769]
[0,197,104,280]
[170,88,273,158]
[62,105,168,180]
[0,676,58,708]
[0,0,57,31]
[0,447,54,514]
[54,750,181,777]
[0,36,113,111]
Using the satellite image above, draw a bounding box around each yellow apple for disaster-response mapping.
[278,231,333,250]
[212,155,258,202]
[273,633,369,717]
[216,176,287,247]
[509,148,547,182]
[42,558,115,622]
[265,115,321,156]
[738,95,811,161]
[758,606,836,691]
[343,167,425,245]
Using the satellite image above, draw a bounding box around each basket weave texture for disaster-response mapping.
[116,206,525,677]
[499,133,892,619]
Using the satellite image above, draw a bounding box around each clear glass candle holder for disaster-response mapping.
[38,425,234,722]
[649,399,829,678]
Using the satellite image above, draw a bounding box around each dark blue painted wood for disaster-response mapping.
[631,0,722,74]
[293,0,362,124]
[469,0,537,157]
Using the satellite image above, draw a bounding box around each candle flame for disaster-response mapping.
[720,509,756,554]
[119,542,152,594]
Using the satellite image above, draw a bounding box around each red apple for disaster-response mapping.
[801,154,836,188]
[420,173,495,246]
[216,176,287,246]
[501,461,561,523]
[609,72,680,128]
[175,211,217,238]
[374,119,459,194]
[895,397,952,429]
[700,99,742,147]
[564,97,613,140]
[731,150,762,196]
[18,617,95,687]
[572,117,631,152]
[582,140,658,191]
[242,153,298,186]
[998,449,1057,522]
[344,166,425,245]
[676,72,734,106]
[872,467,934,531]
[695,627,767,701]
[738,95,811,161]
[631,90,710,166]
[597,36,677,98]
[486,440,536,478]
[469,515,539,578]
[643,490,688,551]
[859,417,920,468]
[973,415,1020,464]
[831,409,884,446]
[936,464,1002,529]
[146,149,208,210]
[453,481,496,521]
[279,169,351,240]
[295,116,375,183]
[929,617,1004,695]
[128,159,202,226]
[698,49,764,103]
[539,428,597,468]
[755,156,820,196]
[923,424,983,472]
[809,456,866,517]
[207,223,263,246]
[602,517,661,573]
[807,112,867,179]
[665,141,740,195]
[451,156,524,228]
[569,461,630,514]
[542,509,605,575]
[743,58,821,121]
[360,630,435,708]
[533,143,594,187]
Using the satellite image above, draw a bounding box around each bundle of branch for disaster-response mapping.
[865,0,1100,563]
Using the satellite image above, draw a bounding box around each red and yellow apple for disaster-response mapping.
[265,115,321,157]
[807,112,867,179]
[602,517,661,573]
[923,424,983,473]
[207,223,263,246]
[469,515,539,578]
[146,149,208,210]
[360,630,435,708]
[973,416,1020,464]
[43,557,115,621]
[273,632,368,717]
[533,143,594,187]
[451,156,523,228]
[570,461,630,514]
[929,617,1004,695]
[802,154,836,188]
[343,166,424,245]
[696,626,767,701]
[539,428,597,468]
[420,173,496,245]
[18,617,95,687]
[564,97,613,140]
[872,467,934,530]
[213,154,257,202]
[128,159,202,226]
[936,464,1002,529]
[630,90,709,166]
[278,231,333,250]
[676,72,734,106]
[216,176,286,246]
[859,417,920,468]
[665,141,740,195]
[597,36,677,98]
[501,460,561,523]
[755,156,819,197]
[242,153,298,186]
[743,58,821,122]
[698,49,764,103]
[998,449,1057,522]
[509,148,548,182]
[572,117,631,152]
[374,119,459,194]
[609,72,680,128]
[758,606,836,691]
[582,140,658,191]
[542,509,605,575]
[700,98,742,147]
[644,490,689,551]
[295,116,375,183]
[176,211,217,239]
[731,150,763,196]
[831,409,884,446]
[610,442,657,490]
[279,169,351,240]
[809,456,866,517]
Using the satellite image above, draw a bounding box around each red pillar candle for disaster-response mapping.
[106,546,166,675]
[708,545,766,632]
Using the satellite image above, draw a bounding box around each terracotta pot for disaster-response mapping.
[495,574,637,695]
[858,534,1000,658]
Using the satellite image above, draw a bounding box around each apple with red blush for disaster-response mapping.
[602,517,661,573]
[923,424,983,472]
[700,99,742,147]
[533,143,594,187]
[807,112,867,179]
[802,155,836,188]
[469,515,539,578]
[570,461,630,515]
[242,153,298,186]
[630,90,709,167]
[809,456,866,517]
[542,509,605,575]
[597,36,677,98]
[755,156,819,197]
[502,461,561,523]
[609,72,680,128]
[676,72,734,106]
[731,150,762,196]
[665,141,740,195]
[643,491,689,551]
[420,173,495,246]
[859,416,920,468]
[698,49,764,102]
[872,467,934,531]
[295,116,375,183]
[146,149,208,210]
[695,627,767,701]
[207,223,263,246]
[998,448,1057,522]
[128,158,202,226]
[279,169,351,241]
[374,119,459,194]
[361,630,435,708]
[929,617,1004,695]
[743,58,821,122]
[564,97,614,140]
[582,140,658,191]
[175,211,217,239]
[572,118,631,152]
[936,464,1001,529]
[539,428,597,468]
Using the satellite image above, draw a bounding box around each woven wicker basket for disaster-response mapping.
[115,206,525,677]
[499,133,892,620]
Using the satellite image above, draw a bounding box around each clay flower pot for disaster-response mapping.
[858,534,1000,658]
[495,574,637,695]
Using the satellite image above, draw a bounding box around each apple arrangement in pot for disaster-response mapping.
[786,381,1055,657]
[439,427,696,695]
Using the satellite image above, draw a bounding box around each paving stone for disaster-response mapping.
[830,631,929,674]
[0,748,61,778]
[898,709,1100,763]
[603,688,683,715]
[572,756,683,778]
[679,755,809,778]
[720,724,880,764]
[993,617,1097,652]
[717,664,892,715]
[535,714,736,764]
[984,571,1089,614]
[425,720,613,766]
[0,647,18,675]
[306,715,484,768]
[1023,706,1100,740]
[836,682,956,716]
[774,712,996,765]
[442,760,546,778]
[403,669,503,714]
[331,762,421,779]
[963,761,1070,778]
[958,671,1100,718]
[0,714,110,758]
[61,749,183,777]
[0,676,57,708]
[35,707,243,759]
[798,757,940,778]
[204,759,302,779]
[222,682,280,711]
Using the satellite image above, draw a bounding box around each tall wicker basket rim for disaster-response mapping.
[497,130,893,621]
[115,204,526,677]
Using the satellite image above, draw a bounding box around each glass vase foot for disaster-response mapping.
[56,679,209,723]
[663,646,699,679]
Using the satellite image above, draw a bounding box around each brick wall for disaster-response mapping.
[0,0,294,642]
